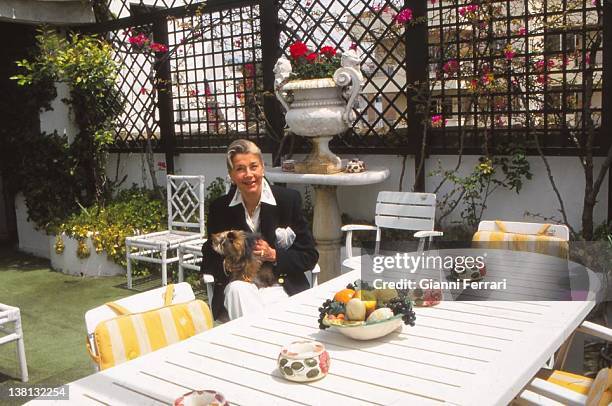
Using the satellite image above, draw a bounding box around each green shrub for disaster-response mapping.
[56,187,166,275]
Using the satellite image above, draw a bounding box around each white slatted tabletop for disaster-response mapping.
[27,251,598,406]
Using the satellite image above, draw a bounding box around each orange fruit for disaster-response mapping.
[334,288,356,303]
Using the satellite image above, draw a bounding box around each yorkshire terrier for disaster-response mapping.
[211,230,276,288]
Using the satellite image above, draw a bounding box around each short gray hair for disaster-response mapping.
[226,139,263,171]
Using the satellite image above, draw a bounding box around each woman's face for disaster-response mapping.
[229,153,264,199]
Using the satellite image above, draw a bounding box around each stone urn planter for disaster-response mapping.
[274,52,363,174]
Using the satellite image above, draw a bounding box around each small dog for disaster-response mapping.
[211,230,276,288]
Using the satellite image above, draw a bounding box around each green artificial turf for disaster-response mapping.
[0,246,130,405]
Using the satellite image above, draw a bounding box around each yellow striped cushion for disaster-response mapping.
[472,231,568,258]
[536,369,593,395]
[93,300,213,370]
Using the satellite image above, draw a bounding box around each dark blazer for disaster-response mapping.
[201,184,319,320]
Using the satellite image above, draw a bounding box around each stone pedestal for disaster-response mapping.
[312,185,342,282]
[266,167,390,282]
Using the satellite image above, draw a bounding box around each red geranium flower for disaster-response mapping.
[289,41,309,59]
[320,46,336,57]
[306,52,318,62]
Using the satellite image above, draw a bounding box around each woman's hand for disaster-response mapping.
[254,239,276,263]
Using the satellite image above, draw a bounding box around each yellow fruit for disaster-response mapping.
[364,301,377,317]
[334,288,356,304]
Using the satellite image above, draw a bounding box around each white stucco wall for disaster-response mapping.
[39,82,79,142]
[105,151,609,233]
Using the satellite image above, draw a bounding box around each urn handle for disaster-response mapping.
[275,85,291,112]
[333,67,362,126]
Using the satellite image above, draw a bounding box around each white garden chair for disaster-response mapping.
[84,282,200,371]
[0,303,28,382]
[125,175,205,288]
[514,321,612,405]
[341,191,443,267]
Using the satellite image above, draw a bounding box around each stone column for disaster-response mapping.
[312,185,342,282]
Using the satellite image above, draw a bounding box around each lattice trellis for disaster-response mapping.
[88,0,604,154]
[107,24,161,149]
[167,3,264,149]
[278,0,409,144]
[426,0,603,152]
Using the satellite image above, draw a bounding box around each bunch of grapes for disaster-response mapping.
[386,297,417,326]
[317,299,345,329]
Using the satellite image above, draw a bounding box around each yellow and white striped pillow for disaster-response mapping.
[90,299,213,370]
[472,221,569,259]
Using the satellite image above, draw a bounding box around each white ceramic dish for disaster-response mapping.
[324,314,404,340]
[278,340,330,382]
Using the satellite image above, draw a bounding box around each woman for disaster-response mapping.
[201,139,319,321]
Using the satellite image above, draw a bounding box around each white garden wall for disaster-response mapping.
[15,193,50,259]
[106,151,609,233]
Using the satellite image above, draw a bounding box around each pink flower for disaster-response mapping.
[585,52,591,66]
[536,74,548,84]
[349,42,358,50]
[504,49,516,61]
[188,89,198,96]
[481,72,494,85]
[431,0,437,4]
[592,0,599,6]
[244,63,255,76]
[467,4,479,12]
[431,114,446,127]
[442,59,459,74]
[394,8,413,24]
[469,79,479,91]
[150,42,168,53]
[534,59,546,71]
[518,27,527,36]
[139,87,149,95]
[458,7,467,16]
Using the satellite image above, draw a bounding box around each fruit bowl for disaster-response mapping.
[322,313,404,340]
[317,281,416,341]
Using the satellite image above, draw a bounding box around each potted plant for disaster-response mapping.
[274,42,363,174]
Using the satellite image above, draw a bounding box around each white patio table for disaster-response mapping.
[27,250,601,406]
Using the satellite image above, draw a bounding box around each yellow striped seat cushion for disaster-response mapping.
[536,369,593,395]
[536,368,612,406]
[472,231,568,259]
[92,300,213,370]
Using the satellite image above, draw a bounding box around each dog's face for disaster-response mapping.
[211,230,256,260]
